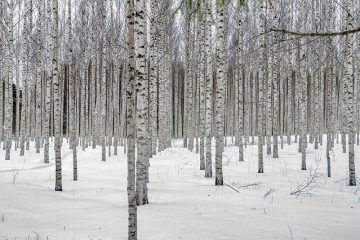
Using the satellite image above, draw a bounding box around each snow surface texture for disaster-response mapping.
[0,137,359,240]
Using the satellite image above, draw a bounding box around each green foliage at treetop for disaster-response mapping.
[172,0,246,19]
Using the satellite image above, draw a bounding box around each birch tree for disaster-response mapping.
[343,0,356,186]
[43,0,52,164]
[4,0,14,161]
[52,0,62,191]
[215,2,225,185]
[299,0,308,171]
[126,0,137,238]
[205,1,213,178]
[135,0,149,206]
[257,0,266,173]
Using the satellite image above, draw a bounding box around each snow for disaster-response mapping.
[0,137,359,240]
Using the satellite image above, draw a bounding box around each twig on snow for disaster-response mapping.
[290,165,323,197]
[333,178,347,183]
[12,170,19,184]
[224,183,240,193]
[264,188,278,199]
[238,182,263,188]
[288,225,294,240]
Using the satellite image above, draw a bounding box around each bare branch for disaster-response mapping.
[290,166,323,197]
[269,26,360,37]
[238,182,263,188]
[224,183,240,193]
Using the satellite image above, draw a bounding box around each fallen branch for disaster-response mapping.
[264,188,278,199]
[224,183,240,193]
[288,225,294,240]
[290,166,323,197]
[12,170,19,184]
[333,178,347,183]
[238,182,263,188]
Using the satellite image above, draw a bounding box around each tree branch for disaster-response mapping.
[269,26,360,37]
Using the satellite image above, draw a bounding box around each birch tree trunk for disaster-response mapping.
[43,0,53,164]
[135,0,149,206]
[199,11,206,170]
[344,0,356,186]
[299,0,308,170]
[215,3,225,186]
[126,0,137,238]
[205,1,213,178]
[20,0,30,156]
[52,0,62,191]
[26,0,32,152]
[271,2,280,159]
[237,14,244,162]
[326,0,335,178]
[4,1,14,161]
[257,0,266,173]
[35,1,43,154]
[68,0,77,180]
[149,0,158,156]
[101,1,107,162]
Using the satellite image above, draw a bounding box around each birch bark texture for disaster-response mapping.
[52,0,62,191]
[126,0,137,238]
[343,0,356,186]
[205,1,213,178]
[215,3,225,186]
[135,0,149,206]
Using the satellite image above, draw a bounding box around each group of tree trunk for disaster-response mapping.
[0,0,359,239]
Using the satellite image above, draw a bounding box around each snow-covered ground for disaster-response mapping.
[1,137,359,240]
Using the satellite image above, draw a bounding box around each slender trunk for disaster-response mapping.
[344,0,356,186]
[126,0,137,237]
[215,3,225,185]
[205,2,213,178]
[135,0,149,206]
[52,0,62,191]
[257,0,266,173]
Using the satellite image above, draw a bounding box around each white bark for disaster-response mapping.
[52,0,62,191]
[135,0,149,206]
[344,0,356,186]
[126,0,137,238]
[215,3,225,186]
[205,1,213,178]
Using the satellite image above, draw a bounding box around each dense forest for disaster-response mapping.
[0,0,359,239]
